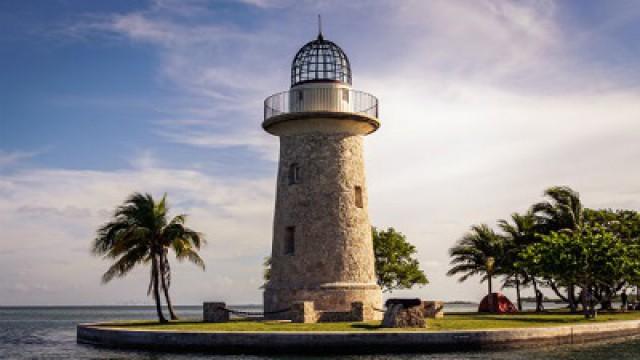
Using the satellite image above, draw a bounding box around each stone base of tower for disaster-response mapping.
[263,283,382,322]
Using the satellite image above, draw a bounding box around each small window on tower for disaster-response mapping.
[355,186,363,208]
[297,90,304,102]
[342,88,349,103]
[284,226,295,255]
[288,163,300,185]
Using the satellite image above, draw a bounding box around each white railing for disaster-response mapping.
[264,88,378,121]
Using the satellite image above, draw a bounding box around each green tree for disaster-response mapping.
[448,224,505,298]
[532,186,584,234]
[531,185,584,311]
[520,225,640,318]
[92,193,205,322]
[372,227,429,292]
[498,211,538,311]
[584,209,640,243]
[157,212,205,320]
[584,208,640,306]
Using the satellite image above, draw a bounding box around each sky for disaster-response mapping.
[1,0,639,306]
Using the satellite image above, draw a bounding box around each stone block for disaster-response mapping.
[382,304,426,328]
[264,284,382,321]
[422,301,444,319]
[350,301,364,322]
[291,301,316,323]
[203,302,229,323]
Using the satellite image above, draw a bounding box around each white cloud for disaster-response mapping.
[0,165,274,305]
[366,85,640,300]
[392,0,559,73]
[71,0,290,163]
[5,0,639,304]
[236,0,294,8]
[0,149,41,167]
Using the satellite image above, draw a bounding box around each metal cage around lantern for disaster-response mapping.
[291,35,352,87]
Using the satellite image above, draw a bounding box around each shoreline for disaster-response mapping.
[77,319,640,354]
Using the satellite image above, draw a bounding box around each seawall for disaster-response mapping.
[77,320,640,354]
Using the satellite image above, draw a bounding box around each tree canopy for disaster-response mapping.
[372,227,428,292]
[447,185,640,317]
[92,193,205,322]
[448,224,504,297]
[520,224,640,316]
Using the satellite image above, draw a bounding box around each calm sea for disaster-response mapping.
[2,305,640,359]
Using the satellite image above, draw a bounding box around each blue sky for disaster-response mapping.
[1,0,640,305]
[0,0,273,175]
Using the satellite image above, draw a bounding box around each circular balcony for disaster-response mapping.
[263,88,379,136]
[264,88,378,121]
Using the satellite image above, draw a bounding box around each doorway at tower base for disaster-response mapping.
[264,282,382,322]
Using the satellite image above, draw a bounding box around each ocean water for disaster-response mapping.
[1,305,640,359]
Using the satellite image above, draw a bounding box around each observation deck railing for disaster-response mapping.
[264,88,378,121]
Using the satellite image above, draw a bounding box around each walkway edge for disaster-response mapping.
[77,320,640,354]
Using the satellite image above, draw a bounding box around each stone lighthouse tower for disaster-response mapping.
[263,28,381,320]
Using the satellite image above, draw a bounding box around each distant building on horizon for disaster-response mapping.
[262,27,382,320]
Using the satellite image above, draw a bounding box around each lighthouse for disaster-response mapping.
[262,27,381,321]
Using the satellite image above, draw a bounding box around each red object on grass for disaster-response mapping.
[478,292,518,313]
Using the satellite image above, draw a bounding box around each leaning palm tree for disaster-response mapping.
[498,211,538,311]
[92,193,205,322]
[156,207,205,320]
[447,224,505,298]
[532,186,583,234]
[531,186,583,312]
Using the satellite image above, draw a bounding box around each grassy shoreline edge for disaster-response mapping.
[90,311,640,332]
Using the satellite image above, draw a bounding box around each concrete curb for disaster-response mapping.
[77,320,640,354]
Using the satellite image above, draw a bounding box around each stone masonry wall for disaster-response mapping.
[264,132,381,319]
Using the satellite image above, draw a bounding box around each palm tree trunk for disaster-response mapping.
[151,255,167,323]
[533,279,541,312]
[488,276,493,295]
[487,276,494,313]
[515,275,522,311]
[160,252,179,320]
[162,284,178,320]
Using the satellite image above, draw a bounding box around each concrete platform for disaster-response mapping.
[77,320,640,354]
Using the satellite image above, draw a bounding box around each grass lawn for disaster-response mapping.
[100,310,640,332]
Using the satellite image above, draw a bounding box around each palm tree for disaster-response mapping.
[531,186,584,312]
[498,212,538,311]
[157,210,205,320]
[448,224,505,298]
[532,186,583,234]
[92,193,205,322]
